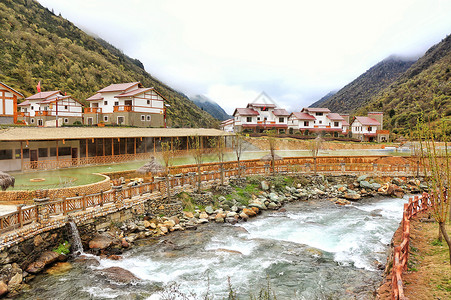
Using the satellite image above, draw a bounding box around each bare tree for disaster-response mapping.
[209,135,226,185]
[309,135,323,175]
[232,132,246,177]
[265,129,278,175]
[188,135,204,191]
[418,119,451,263]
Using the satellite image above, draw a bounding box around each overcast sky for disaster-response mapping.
[38,0,451,114]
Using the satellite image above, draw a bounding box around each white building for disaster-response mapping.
[288,108,346,136]
[17,91,83,126]
[351,112,389,142]
[233,92,289,133]
[85,82,165,127]
[0,82,23,125]
[220,118,234,132]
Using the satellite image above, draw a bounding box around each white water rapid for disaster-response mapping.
[68,221,84,256]
[18,196,408,300]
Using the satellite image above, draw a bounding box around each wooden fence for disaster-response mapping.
[391,193,433,300]
[2,157,421,235]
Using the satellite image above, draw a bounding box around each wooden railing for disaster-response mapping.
[84,107,102,114]
[392,193,432,300]
[113,105,132,112]
[2,157,421,235]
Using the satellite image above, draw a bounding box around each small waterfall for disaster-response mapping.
[68,221,84,256]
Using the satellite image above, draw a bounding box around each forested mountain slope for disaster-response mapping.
[0,0,217,128]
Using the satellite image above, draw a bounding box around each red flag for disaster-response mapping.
[36,81,41,93]
[65,92,67,96]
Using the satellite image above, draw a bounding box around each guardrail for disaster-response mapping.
[391,193,432,300]
[2,158,420,235]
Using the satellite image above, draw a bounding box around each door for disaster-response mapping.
[71,148,78,165]
[30,150,38,169]
[87,117,93,125]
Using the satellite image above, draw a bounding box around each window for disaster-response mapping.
[319,120,322,124]
[257,117,261,121]
[368,126,372,132]
[104,101,108,105]
[38,148,48,157]
[31,106,34,110]
[279,117,284,123]
[50,148,57,156]
[64,118,69,123]
[24,108,27,113]
[117,116,124,125]
[58,147,71,156]
[146,115,151,121]
[141,115,145,121]
[334,121,339,127]
[104,116,109,122]
[44,106,48,111]
[31,118,35,123]
[316,112,323,116]
[147,100,150,105]
[38,119,43,126]
[246,117,252,122]
[14,149,29,158]
[262,107,268,111]
[64,106,68,110]
[114,101,119,106]
[304,121,309,127]
[0,150,13,160]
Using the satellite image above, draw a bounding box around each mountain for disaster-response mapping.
[309,91,336,108]
[310,56,416,114]
[190,95,231,121]
[358,34,451,135]
[0,0,218,128]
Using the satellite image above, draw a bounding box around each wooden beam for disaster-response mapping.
[103,138,105,157]
[111,138,114,156]
[86,138,88,158]
[20,141,23,171]
[56,140,59,162]
[134,137,136,155]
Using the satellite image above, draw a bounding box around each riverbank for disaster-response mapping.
[0,173,426,298]
[377,211,451,300]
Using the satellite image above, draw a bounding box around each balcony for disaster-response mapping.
[113,105,133,112]
[18,112,29,117]
[84,107,102,114]
[35,111,50,116]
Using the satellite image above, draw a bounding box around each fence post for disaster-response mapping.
[100,190,104,207]
[82,193,86,211]
[62,197,67,215]
[17,204,24,228]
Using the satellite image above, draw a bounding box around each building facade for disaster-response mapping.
[288,108,346,136]
[0,82,23,125]
[84,82,165,127]
[351,112,389,142]
[17,91,83,126]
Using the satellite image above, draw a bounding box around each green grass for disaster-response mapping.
[53,241,70,255]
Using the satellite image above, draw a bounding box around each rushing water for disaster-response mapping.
[17,196,407,300]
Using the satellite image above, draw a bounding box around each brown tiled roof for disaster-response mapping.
[17,100,30,106]
[86,93,104,101]
[220,118,234,125]
[327,113,345,121]
[301,107,331,113]
[354,116,380,126]
[273,109,290,116]
[233,108,259,116]
[0,127,231,141]
[342,120,350,126]
[26,91,60,100]
[97,82,141,93]
[289,112,316,120]
[115,88,153,98]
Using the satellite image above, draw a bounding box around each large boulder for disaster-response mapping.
[249,202,267,210]
[359,181,372,189]
[98,267,140,284]
[0,281,7,297]
[205,206,214,214]
[242,208,257,217]
[89,235,113,250]
[344,192,361,201]
[26,251,61,274]
[261,181,270,191]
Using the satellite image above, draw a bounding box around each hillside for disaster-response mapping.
[310,56,416,113]
[358,34,451,135]
[190,95,231,121]
[0,0,218,128]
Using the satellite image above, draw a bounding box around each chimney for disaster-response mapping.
[368,112,383,130]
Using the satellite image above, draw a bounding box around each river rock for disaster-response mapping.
[344,192,361,201]
[242,208,256,217]
[183,211,194,218]
[199,212,209,219]
[99,267,140,284]
[143,220,152,228]
[226,217,238,225]
[26,251,61,274]
[359,181,372,189]
[335,198,351,205]
[198,218,209,224]
[159,226,168,234]
[239,212,249,220]
[357,175,368,182]
[89,235,113,250]
[371,183,382,190]
[261,181,270,190]
[226,211,237,218]
[269,193,279,202]
[267,202,278,210]
[205,206,214,214]
[249,202,267,210]
[218,196,226,202]
[0,281,7,296]
[7,272,22,290]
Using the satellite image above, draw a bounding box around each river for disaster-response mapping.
[16,196,407,300]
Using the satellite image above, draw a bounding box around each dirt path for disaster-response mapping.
[378,212,451,299]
